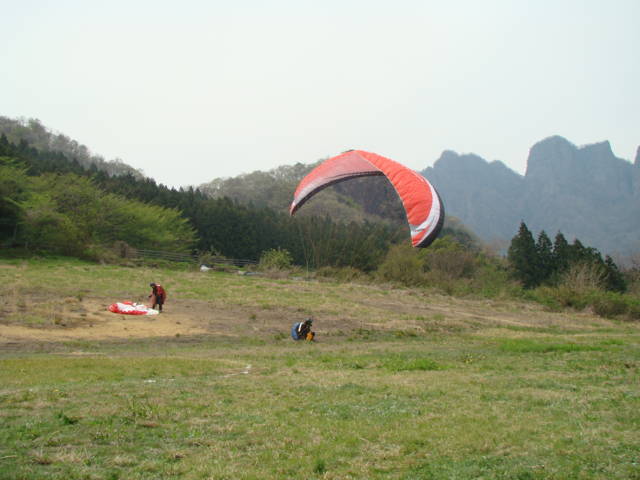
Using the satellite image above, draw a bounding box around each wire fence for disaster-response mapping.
[135,249,257,267]
[2,241,258,267]
[134,249,194,263]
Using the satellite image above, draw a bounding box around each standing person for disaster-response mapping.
[291,318,315,341]
[149,282,167,313]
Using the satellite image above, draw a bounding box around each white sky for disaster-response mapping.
[2,0,638,188]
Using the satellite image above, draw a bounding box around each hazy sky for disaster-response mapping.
[2,0,638,188]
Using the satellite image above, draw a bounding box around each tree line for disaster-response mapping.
[0,156,196,256]
[0,134,402,269]
[508,221,626,292]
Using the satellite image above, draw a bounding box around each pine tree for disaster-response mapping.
[552,232,571,276]
[0,134,9,155]
[508,221,541,288]
[604,255,627,292]
[536,230,554,284]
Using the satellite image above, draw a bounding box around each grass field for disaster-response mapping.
[1,258,639,479]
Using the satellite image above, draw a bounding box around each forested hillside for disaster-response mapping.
[200,163,406,225]
[0,138,196,256]
[0,133,405,270]
[0,117,143,178]
[200,161,480,251]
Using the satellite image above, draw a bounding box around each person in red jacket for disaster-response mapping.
[149,283,167,312]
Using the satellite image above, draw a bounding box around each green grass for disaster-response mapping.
[2,339,639,479]
[498,338,607,354]
[1,257,639,479]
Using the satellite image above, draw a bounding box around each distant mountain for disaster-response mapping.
[0,116,143,178]
[202,136,639,256]
[422,136,640,256]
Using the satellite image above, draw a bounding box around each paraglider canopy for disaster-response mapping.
[290,150,444,248]
[108,302,159,316]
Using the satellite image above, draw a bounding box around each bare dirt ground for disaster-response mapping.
[0,296,270,345]
[0,280,616,349]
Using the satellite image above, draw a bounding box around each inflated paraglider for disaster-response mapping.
[290,150,444,247]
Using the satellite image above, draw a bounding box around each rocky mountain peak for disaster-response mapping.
[435,150,486,169]
[525,135,577,180]
[583,139,613,157]
[422,136,639,256]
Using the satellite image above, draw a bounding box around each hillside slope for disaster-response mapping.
[0,116,143,178]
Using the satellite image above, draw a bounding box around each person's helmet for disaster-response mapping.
[150,283,156,287]
[305,318,313,324]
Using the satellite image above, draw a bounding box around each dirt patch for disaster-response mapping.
[0,295,311,346]
[0,283,616,347]
[0,298,203,343]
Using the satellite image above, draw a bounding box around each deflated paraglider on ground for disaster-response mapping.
[290,150,445,247]
[108,302,159,316]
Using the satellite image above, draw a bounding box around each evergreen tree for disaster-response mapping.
[508,222,541,288]
[552,232,571,276]
[0,134,9,153]
[536,230,554,284]
[603,255,627,293]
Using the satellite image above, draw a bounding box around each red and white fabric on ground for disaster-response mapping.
[108,302,159,316]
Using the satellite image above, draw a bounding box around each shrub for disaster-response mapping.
[549,285,592,310]
[376,244,426,286]
[258,248,293,271]
[316,266,366,282]
[469,262,521,299]
[627,301,640,321]
[83,244,120,264]
[113,240,136,259]
[560,262,607,292]
[424,239,477,280]
[198,250,227,268]
[531,284,640,321]
[528,286,563,311]
[591,293,628,318]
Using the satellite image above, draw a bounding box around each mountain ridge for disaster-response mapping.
[423,136,639,256]
[3,116,636,256]
[202,135,639,256]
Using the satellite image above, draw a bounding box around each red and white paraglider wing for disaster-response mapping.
[108,302,159,315]
[290,150,444,248]
[372,151,444,248]
[289,150,381,215]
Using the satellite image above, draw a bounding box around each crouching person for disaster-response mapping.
[291,318,315,341]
